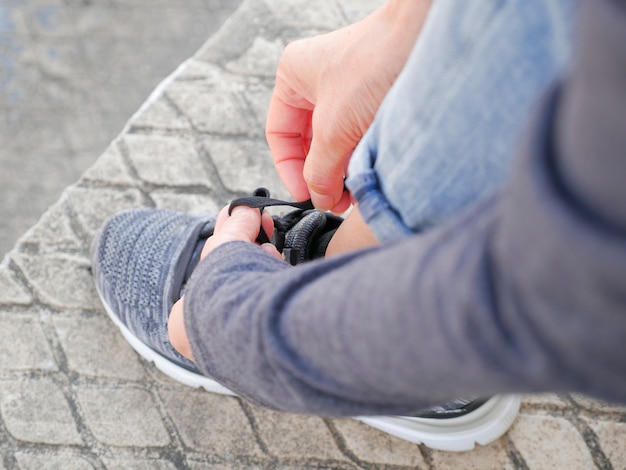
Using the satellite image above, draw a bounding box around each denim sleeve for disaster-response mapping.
[183,0,626,416]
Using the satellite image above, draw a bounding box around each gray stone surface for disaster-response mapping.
[0,0,244,257]
[0,0,625,468]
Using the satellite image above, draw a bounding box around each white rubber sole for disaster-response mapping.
[98,291,520,451]
[357,394,521,452]
[98,291,235,396]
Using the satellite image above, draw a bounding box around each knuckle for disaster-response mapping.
[303,169,335,195]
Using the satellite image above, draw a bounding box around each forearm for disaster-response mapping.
[380,0,433,58]
[185,161,626,418]
[556,0,626,231]
[185,101,626,414]
[184,0,626,415]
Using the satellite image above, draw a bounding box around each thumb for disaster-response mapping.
[224,206,263,241]
[304,114,354,212]
[261,243,282,259]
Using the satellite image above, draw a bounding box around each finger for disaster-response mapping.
[304,143,353,211]
[330,190,352,214]
[213,205,231,233]
[302,111,313,155]
[266,94,313,202]
[260,211,275,242]
[261,243,282,259]
[223,206,263,242]
[202,206,263,259]
[303,104,359,211]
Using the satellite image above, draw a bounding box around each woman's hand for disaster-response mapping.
[168,206,281,360]
[266,0,432,212]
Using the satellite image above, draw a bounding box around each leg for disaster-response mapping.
[346,0,577,244]
[326,205,377,256]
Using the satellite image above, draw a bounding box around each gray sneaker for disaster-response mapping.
[90,189,341,393]
[90,189,520,452]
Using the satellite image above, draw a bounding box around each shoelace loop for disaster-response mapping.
[228,188,315,244]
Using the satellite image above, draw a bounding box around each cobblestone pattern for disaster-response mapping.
[0,0,243,256]
[0,0,625,468]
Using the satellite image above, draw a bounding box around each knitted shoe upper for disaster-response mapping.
[91,208,216,370]
[91,197,484,421]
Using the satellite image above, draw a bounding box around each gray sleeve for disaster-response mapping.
[183,0,626,416]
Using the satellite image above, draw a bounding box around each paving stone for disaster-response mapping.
[80,143,136,186]
[14,450,95,470]
[110,0,211,6]
[124,134,210,187]
[102,457,178,470]
[189,459,348,470]
[128,96,191,131]
[160,390,263,457]
[175,59,225,82]
[77,386,170,447]
[52,313,145,380]
[0,310,56,372]
[202,137,287,197]
[264,0,345,30]
[0,378,82,445]
[64,186,145,235]
[339,0,385,23]
[194,0,279,66]
[12,252,99,310]
[270,466,350,470]
[243,80,274,129]
[585,420,626,468]
[0,264,32,306]
[16,201,84,255]
[250,406,347,462]
[520,393,568,410]
[508,412,594,469]
[571,393,626,414]
[188,462,266,470]
[332,418,426,467]
[150,191,222,215]
[225,37,284,77]
[166,80,259,136]
[430,438,514,470]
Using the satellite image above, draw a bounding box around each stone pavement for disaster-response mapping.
[0,0,243,256]
[0,0,625,468]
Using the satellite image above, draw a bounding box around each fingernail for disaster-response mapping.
[310,191,334,211]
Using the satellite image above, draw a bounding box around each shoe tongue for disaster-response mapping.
[177,218,216,299]
[282,210,341,265]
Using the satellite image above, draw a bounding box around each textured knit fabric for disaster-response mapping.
[184,0,626,416]
[92,208,216,370]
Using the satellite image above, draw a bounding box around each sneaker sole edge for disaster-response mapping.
[97,290,236,397]
[95,283,519,452]
[356,394,521,452]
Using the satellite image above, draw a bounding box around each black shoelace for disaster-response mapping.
[229,187,316,247]
[180,189,316,299]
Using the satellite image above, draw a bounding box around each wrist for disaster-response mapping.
[382,0,432,43]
